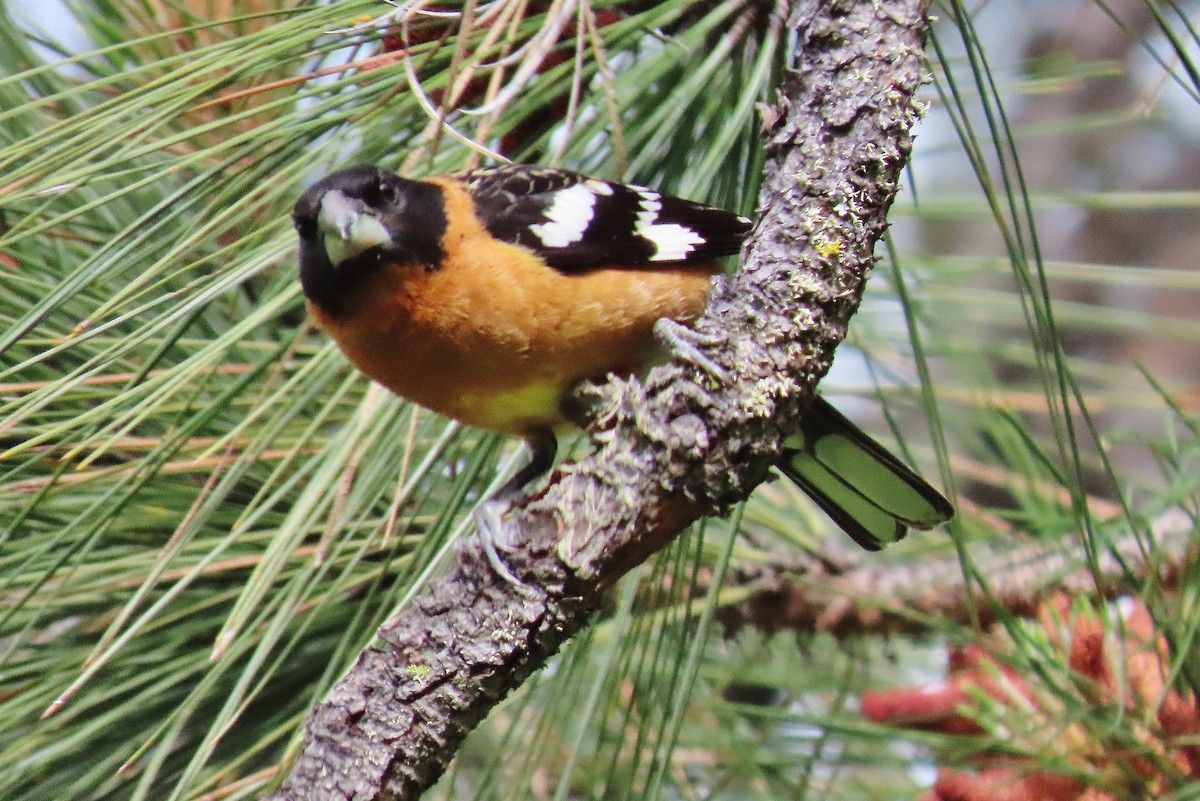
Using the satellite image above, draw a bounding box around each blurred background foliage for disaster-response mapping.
[0,1,1197,799]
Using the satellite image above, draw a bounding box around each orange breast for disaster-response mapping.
[311,180,721,437]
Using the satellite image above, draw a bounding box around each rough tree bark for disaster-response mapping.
[263,1,931,798]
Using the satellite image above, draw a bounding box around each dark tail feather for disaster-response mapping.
[777,397,954,551]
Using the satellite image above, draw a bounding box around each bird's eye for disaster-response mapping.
[371,179,399,206]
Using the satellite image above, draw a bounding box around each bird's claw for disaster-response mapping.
[654,318,729,381]
[473,499,538,594]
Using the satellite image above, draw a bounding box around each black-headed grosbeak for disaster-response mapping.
[292,164,952,567]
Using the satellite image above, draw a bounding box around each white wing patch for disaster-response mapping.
[529,183,598,248]
[634,188,706,261]
[642,223,708,261]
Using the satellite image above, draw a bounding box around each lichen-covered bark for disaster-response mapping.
[264,2,930,799]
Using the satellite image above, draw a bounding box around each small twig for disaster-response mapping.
[717,508,1195,637]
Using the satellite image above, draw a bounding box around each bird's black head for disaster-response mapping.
[292,165,446,317]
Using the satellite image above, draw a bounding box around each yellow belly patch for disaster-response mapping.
[454,380,566,433]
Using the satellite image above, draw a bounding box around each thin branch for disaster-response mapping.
[263,1,931,798]
[717,508,1195,638]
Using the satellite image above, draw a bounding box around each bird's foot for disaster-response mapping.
[470,430,556,593]
[473,499,538,593]
[654,318,729,381]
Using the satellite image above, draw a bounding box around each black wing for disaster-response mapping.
[459,165,752,271]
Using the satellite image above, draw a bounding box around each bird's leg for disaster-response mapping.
[653,318,729,381]
[474,430,557,587]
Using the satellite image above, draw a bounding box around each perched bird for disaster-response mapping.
[292,164,952,577]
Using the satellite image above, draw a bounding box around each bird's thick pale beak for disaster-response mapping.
[317,190,392,265]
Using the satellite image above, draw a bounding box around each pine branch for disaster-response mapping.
[717,508,1194,637]
[264,1,931,798]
